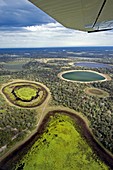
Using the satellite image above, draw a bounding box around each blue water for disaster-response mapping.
[0,46,113,58]
[62,71,105,82]
[75,62,112,68]
[0,46,113,54]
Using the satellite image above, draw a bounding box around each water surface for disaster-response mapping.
[75,62,112,68]
[62,71,105,82]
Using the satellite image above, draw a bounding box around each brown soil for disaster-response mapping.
[84,87,109,98]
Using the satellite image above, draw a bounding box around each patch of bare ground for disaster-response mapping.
[84,88,109,98]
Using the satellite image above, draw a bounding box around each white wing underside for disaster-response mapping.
[28,0,113,32]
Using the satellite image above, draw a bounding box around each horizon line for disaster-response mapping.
[0,46,113,49]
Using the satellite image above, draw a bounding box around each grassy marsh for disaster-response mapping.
[1,81,48,108]
[84,88,109,98]
[16,112,108,170]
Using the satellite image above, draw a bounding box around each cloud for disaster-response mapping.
[0,0,55,28]
[0,22,113,48]
[0,1,113,48]
[0,0,7,7]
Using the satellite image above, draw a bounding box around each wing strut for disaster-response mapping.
[92,0,107,28]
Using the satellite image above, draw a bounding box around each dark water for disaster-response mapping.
[0,46,113,52]
[75,62,112,68]
[62,71,105,82]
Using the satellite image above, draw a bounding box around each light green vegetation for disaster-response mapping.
[32,61,112,153]
[1,57,113,169]
[2,81,48,108]
[84,88,109,98]
[16,113,108,170]
[15,87,37,101]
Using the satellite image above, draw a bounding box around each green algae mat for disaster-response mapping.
[16,112,108,170]
[14,86,38,101]
[2,81,48,108]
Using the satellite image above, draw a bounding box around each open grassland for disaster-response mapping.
[16,112,108,170]
[1,81,48,108]
[84,88,109,98]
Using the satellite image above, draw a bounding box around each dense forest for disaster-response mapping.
[0,54,113,157]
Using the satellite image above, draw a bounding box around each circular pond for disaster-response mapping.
[59,70,106,83]
[84,88,109,98]
[2,81,48,108]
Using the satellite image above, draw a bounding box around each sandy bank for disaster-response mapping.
[58,70,111,83]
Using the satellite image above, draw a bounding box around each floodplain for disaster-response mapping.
[0,47,113,170]
[7,111,110,170]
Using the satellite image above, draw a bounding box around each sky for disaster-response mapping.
[0,0,113,48]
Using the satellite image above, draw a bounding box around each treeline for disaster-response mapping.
[0,90,38,155]
[13,60,113,153]
[1,58,113,155]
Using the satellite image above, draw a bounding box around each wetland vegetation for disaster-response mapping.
[10,112,110,170]
[0,47,113,169]
[13,86,38,101]
[2,81,48,108]
[84,88,109,98]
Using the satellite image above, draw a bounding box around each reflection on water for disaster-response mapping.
[62,71,105,82]
[4,64,22,70]
[75,62,112,68]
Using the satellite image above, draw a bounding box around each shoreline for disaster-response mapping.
[0,108,113,169]
[58,69,111,83]
[1,79,50,109]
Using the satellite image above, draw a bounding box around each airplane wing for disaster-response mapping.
[28,0,113,32]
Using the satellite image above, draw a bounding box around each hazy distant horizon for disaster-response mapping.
[0,46,113,49]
